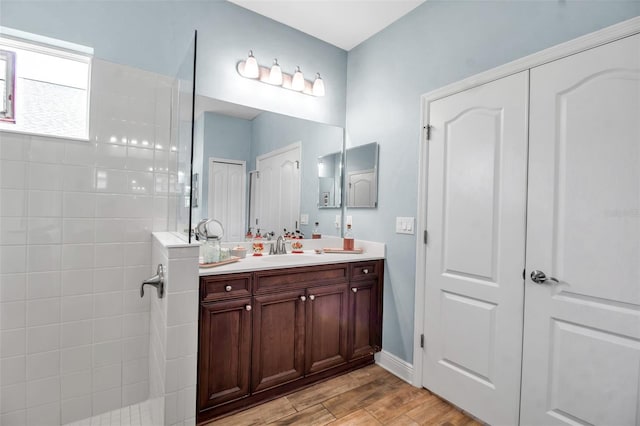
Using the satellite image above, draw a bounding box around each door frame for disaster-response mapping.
[412,16,640,388]
[208,157,247,230]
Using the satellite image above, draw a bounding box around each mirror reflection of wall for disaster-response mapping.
[192,98,344,241]
[345,142,379,208]
[317,151,342,208]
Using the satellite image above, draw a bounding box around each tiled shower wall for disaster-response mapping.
[0,59,178,425]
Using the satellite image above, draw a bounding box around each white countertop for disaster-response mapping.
[199,237,385,276]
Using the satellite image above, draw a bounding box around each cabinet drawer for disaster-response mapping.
[200,273,252,302]
[255,264,348,294]
[350,261,381,281]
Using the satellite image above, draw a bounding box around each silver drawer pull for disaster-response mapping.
[245,305,252,311]
[300,295,307,302]
[225,285,232,292]
[352,288,358,293]
[363,269,369,274]
[309,295,315,301]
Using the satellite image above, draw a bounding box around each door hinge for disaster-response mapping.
[424,125,432,141]
[423,230,428,244]
[295,160,300,170]
[420,334,424,348]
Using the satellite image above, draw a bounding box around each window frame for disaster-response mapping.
[0,49,16,123]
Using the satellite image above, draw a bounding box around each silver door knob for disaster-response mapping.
[352,288,358,293]
[225,285,232,292]
[530,270,559,284]
[309,295,315,301]
[245,305,252,311]
[300,296,306,301]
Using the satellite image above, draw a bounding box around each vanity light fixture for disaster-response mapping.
[236,50,325,97]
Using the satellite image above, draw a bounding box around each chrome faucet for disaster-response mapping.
[272,235,287,255]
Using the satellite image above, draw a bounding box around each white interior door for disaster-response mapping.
[255,143,301,234]
[347,169,376,207]
[521,33,640,426]
[209,159,246,242]
[422,71,529,425]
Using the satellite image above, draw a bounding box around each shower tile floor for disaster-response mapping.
[63,400,154,426]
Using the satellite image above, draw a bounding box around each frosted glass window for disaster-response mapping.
[0,36,91,139]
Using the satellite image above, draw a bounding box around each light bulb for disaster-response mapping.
[291,66,305,91]
[312,73,325,97]
[269,59,283,85]
[243,50,259,79]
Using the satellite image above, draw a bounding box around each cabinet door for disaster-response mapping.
[198,298,252,411]
[348,279,380,360]
[305,283,349,375]
[252,290,306,393]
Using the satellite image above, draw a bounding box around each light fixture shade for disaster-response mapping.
[312,73,325,97]
[244,50,259,78]
[269,59,283,85]
[291,66,305,91]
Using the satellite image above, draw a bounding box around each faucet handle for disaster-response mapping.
[269,243,276,255]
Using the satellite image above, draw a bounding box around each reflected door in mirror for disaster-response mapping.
[210,159,246,242]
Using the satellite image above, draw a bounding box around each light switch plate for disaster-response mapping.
[396,217,415,234]
[300,214,309,225]
[335,215,341,228]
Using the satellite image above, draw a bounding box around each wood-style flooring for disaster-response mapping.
[206,365,481,426]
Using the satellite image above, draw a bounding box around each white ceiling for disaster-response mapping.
[227,0,426,51]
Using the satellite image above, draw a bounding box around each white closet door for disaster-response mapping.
[521,34,640,426]
[422,71,529,425]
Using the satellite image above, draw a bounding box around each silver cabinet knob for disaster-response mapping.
[530,270,559,284]
[363,269,369,274]
[225,285,232,292]
[245,305,252,311]
[352,288,358,293]
[300,295,306,301]
[309,295,315,301]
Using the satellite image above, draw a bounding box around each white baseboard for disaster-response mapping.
[375,350,415,385]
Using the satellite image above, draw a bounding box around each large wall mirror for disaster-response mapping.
[191,96,345,242]
[345,142,379,208]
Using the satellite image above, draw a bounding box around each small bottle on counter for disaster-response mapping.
[343,224,354,251]
[312,222,321,239]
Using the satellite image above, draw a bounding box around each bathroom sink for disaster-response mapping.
[260,253,314,263]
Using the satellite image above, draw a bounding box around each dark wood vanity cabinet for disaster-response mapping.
[197,260,383,424]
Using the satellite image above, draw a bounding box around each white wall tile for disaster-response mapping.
[1,382,26,414]
[26,324,59,354]
[0,217,27,244]
[94,243,124,268]
[95,168,128,194]
[122,313,149,338]
[62,244,95,270]
[1,246,26,274]
[93,292,123,318]
[28,190,62,217]
[26,401,59,426]
[166,291,197,327]
[1,189,27,217]
[29,137,65,164]
[60,320,92,349]
[63,166,95,192]
[64,141,96,166]
[62,218,95,244]
[28,163,62,191]
[91,387,121,417]
[124,265,151,291]
[0,409,26,425]
[122,336,149,362]
[123,289,149,314]
[1,301,26,330]
[124,242,151,266]
[122,357,148,386]
[124,219,153,242]
[93,219,125,243]
[166,324,197,360]
[27,218,62,244]
[122,381,149,407]
[61,370,92,400]
[62,192,95,218]
[61,395,92,425]
[95,194,126,218]
[61,295,93,322]
[93,267,123,293]
[26,298,60,327]
[61,269,93,296]
[92,363,122,392]
[1,355,26,385]
[166,258,198,293]
[92,341,121,367]
[26,350,59,380]
[0,273,26,302]
[27,245,61,272]
[95,143,126,169]
[0,132,30,161]
[1,328,26,358]
[61,346,91,374]
[27,271,61,300]
[0,160,28,189]
[126,195,154,218]
[26,376,60,408]
[93,316,122,343]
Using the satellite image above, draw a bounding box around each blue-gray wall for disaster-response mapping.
[0,0,348,126]
[345,1,640,363]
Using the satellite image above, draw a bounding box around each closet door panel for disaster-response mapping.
[522,33,640,426]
